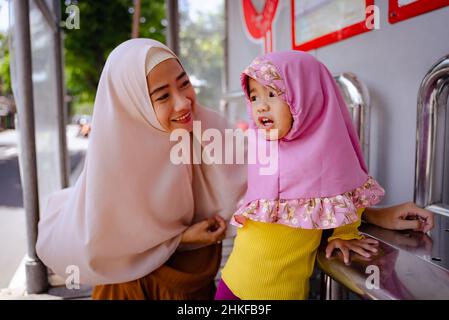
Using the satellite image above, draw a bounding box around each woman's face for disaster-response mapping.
[248,77,292,140]
[147,59,196,132]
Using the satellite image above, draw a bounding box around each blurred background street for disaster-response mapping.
[0,124,87,288]
[0,0,223,293]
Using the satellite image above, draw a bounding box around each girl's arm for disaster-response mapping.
[327,208,364,242]
[326,209,379,264]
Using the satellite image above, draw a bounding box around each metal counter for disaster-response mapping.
[317,214,449,299]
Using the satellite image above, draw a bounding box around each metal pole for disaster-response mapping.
[131,0,142,38]
[220,0,229,117]
[34,0,58,32]
[14,0,48,294]
[333,73,371,167]
[165,0,179,56]
[53,0,69,187]
[321,274,347,300]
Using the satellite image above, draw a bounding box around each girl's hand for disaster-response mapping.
[325,238,379,265]
[180,215,227,245]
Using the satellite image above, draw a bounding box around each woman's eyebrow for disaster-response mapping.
[150,84,169,97]
[150,72,187,97]
[176,71,187,80]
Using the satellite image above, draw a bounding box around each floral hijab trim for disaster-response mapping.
[241,58,287,103]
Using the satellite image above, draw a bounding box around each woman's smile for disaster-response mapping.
[171,111,192,124]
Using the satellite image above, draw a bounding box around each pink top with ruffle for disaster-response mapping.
[231,176,385,230]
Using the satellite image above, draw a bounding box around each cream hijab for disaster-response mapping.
[36,39,246,285]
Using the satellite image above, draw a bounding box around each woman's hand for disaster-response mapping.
[325,238,379,265]
[363,202,434,233]
[180,215,227,246]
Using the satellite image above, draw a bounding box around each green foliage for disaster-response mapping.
[138,0,167,42]
[71,101,94,116]
[61,0,166,115]
[0,32,11,95]
[62,0,224,115]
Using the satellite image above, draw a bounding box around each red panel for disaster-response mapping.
[242,0,279,38]
[242,0,279,52]
[291,0,375,51]
[389,0,449,24]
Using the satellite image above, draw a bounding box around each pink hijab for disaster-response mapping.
[36,39,246,285]
[233,50,384,229]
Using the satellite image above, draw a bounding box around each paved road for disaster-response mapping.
[0,125,88,288]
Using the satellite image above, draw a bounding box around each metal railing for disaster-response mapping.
[320,73,370,300]
[320,55,449,300]
[11,0,67,294]
[414,55,449,216]
[334,73,371,166]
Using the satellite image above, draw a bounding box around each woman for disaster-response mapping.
[36,39,433,300]
[36,39,247,299]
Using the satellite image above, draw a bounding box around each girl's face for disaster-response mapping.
[248,77,293,140]
[147,59,196,132]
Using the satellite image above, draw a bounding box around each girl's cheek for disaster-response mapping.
[251,106,258,119]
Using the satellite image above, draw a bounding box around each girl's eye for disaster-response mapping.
[269,91,276,98]
[181,79,191,88]
[250,95,257,102]
[156,93,169,101]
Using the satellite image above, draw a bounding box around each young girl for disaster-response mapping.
[215,50,385,300]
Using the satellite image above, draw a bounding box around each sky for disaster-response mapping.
[0,0,8,32]
[182,0,222,20]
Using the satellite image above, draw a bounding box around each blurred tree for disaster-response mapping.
[0,32,11,95]
[61,0,166,115]
[178,1,224,110]
[138,1,167,42]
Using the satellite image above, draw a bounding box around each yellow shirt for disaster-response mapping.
[221,208,364,300]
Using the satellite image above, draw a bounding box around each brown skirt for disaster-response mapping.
[91,243,222,300]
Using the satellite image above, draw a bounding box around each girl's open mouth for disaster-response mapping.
[258,116,274,129]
